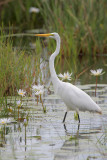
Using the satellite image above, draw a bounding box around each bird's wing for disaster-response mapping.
[58,82,99,112]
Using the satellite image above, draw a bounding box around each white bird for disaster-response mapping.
[35,32,102,123]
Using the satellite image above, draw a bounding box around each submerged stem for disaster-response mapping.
[4,125,5,140]
[40,95,46,112]
[37,96,38,105]
[95,76,98,96]
[18,107,19,121]
[40,95,43,107]
[25,125,26,151]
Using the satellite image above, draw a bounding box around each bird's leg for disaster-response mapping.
[63,124,67,132]
[63,112,67,123]
[77,113,80,123]
[78,114,80,123]
[76,111,80,131]
[77,123,80,131]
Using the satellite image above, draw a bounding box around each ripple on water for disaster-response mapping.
[0,84,107,160]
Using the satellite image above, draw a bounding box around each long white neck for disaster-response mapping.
[49,35,61,93]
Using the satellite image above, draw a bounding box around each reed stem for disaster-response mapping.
[95,76,98,97]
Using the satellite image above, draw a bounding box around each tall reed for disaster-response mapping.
[1,0,107,56]
[0,34,41,108]
[37,0,107,56]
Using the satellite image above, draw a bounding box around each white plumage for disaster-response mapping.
[57,81,101,113]
[36,32,102,123]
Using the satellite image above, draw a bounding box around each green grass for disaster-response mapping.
[37,0,107,56]
[0,0,43,30]
[0,33,42,108]
[1,0,107,56]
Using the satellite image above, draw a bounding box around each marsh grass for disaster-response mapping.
[0,0,43,29]
[1,0,107,57]
[37,0,107,56]
[0,33,42,109]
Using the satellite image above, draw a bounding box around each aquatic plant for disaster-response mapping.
[0,32,41,108]
[16,100,22,107]
[32,84,46,112]
[0,0,43,29]
[58,72,72,81]
[36,89,46,113]
[90,69,105,77]
[32,84,44,92]
[36,0,107,57]
[29,7,40,13]
[35,89,44,96]
[0,118,11,125]
[16,100,23,120]
[17,89,26,97]
[0,118,11,139]
[90,69,105,96]
[23,118,28,126]
[32,84,44,104]
[17,89,26,120]
[1,0,107,56]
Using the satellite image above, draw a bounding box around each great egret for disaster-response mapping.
[35,32,102,123]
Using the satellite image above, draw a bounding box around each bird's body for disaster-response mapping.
[56,81,101,113]
[35,32,102,122]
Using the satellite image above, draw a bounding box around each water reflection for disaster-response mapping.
[0,84,107,159]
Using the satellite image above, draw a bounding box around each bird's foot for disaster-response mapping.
[74,112,78,121]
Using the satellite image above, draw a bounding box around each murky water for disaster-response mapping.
[0,39,107,159]
[0,83,107,160]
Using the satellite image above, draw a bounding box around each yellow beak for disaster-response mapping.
[35,33,53,37]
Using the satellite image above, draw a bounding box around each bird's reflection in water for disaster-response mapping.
[63,123,80,133]
[63,119,102,138]
[63,123,80,139]
[53,121,102,160]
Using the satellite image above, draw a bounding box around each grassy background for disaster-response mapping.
[0,0,107,55]
[0,34,42,97]
[0,0,107,99]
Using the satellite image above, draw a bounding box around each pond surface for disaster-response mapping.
[0,34,107,159]
[0,83,107,160]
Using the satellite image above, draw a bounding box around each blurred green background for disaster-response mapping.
[1,0,107,55]
[0,0,107,98]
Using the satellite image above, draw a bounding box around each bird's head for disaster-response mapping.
[35,32,59,40]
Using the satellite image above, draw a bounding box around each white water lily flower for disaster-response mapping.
[24,119,27,123]
[16,100,21,105]
[16,100,22,107]
[58,72,72,81]
[0,118,11,125]
[35,89,44,96]
[29,7,40,13]
[17,89,26,97]
[23,119,27,126]
[32,85,44,96]
[32,85,44,92]
[90,69,105,76]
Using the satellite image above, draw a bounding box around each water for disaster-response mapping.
[0,36,107,159]
[0,83,107,160]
